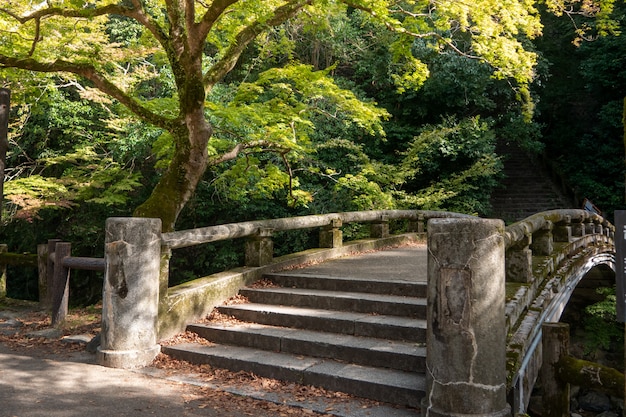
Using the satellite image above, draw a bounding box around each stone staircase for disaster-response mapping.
[161,268,427,408]
[490,142,574,223]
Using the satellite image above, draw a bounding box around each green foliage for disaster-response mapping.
[397,117,502,213]
[535,1,625,216]
[581,287,624,357]
[4,145,142,221]
[0,0,593,295]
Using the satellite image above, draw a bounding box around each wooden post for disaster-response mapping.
[37,244,48,307]
[542,322,570,417]
[0,88,9,220]
[51,242,71,327]
[0,243,7,298]
[46,239,61,310]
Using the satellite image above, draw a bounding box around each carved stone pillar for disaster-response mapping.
[506,232,533,283]
[530,220,553,256]
[98,217,161,369]
[424,218,510,417]
[554,215,572,242]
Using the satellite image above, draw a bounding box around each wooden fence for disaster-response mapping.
[0,241,104,326]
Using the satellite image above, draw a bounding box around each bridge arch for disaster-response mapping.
[502,210,615,413]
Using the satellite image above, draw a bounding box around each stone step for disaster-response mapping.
[162,343,425,408]
[187,323,425,372]
[491,142,574,222]
[264,272,427,297]
[239,287,426,317]
[217,303,426,342]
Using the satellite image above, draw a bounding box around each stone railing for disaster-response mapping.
[422,210,615,417]
[97,208,616,417]
[503,210,614,413]
[98,210,471,369]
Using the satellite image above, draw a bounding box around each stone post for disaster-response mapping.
[530,221,553,256]
[245,228,274,267]
[542,322,570,417]
[571,216,585,238]
[408,213,425,234]
[423,218,510,417]
[553,216,572,243]
[319,219,342,248]
[506,232,533,283]
[370,215,389,238]
[98,217,162,369]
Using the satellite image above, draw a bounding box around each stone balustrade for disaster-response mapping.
[94,208,616,417]
[502,210,615,413]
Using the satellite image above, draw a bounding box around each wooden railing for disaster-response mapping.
[0,241,104,326]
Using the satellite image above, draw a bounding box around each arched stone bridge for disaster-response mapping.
[95,209,615,415]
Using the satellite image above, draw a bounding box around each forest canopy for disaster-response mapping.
[0,0,559,231]
[0,0,622,267]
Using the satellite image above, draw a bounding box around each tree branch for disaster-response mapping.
[195,0,239,44]
[209,140,291,165]
[0,56,175,131]
[0,4,130,23]
[203,0,312,88]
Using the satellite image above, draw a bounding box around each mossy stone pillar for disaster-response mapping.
[571,216,585,238]
[506,232,532,283]
[530,221,553,256]
[423,218,510,417]
[245,228,273,267]
[320,219,343,248]
[98,217,161,369]
[408,213,425,234]
[371,215,389,238]
[554,215,572,242]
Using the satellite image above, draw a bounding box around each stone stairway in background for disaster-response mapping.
[490,142,575,223]
[162,248,428,408]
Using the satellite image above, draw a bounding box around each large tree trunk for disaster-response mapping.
[133,106,211,232]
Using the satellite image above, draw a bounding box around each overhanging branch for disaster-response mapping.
[0,56,175,131]
[203,0,312,89]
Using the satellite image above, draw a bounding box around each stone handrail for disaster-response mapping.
[502,209,615,413]
[503,209,611,250]
[161,209,473,249]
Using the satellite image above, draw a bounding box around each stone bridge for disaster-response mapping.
[96,209,615,415]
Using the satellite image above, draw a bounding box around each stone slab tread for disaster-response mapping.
[162,343,425,408]
[187,322,426,372]
[239,287,426,317]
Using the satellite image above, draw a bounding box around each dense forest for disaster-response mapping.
[0,1,624,307]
